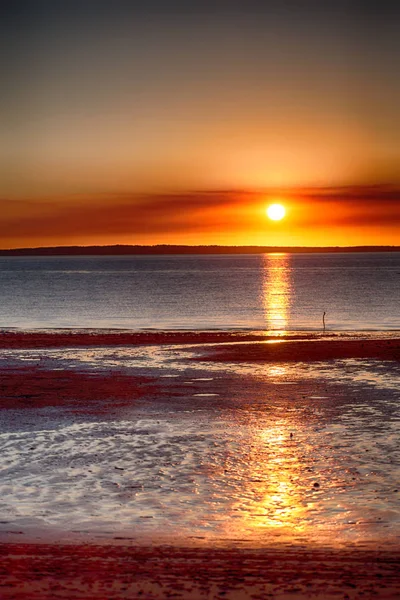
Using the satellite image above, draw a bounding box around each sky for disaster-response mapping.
[1,0,400,248]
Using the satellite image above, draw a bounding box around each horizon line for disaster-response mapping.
[1,244,400,256]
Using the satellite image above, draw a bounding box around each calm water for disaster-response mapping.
[0,253,399,331]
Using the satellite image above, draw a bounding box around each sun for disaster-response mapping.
[266,203,286,221]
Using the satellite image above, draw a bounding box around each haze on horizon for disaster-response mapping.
[1,1,399,248]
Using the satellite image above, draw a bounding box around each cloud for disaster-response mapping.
[292,184,400,227]
[0,185,399,245]
[0,190,253,240]
[297,184,400,204]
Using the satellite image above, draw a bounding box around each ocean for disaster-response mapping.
[0,252,399,331]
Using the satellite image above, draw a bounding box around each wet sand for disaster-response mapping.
[0,330,399,361]
[1,331,400,598]
[191,337,400,363]
[1,542,400,599]
[0,330,273,349]
[0,368,155,410]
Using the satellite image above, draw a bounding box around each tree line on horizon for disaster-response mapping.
[0,245,399,256]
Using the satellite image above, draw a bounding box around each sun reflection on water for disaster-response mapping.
[263,253,291,332]
[223,419,309,540]
[253,424,307,530]
[268,365,288,378]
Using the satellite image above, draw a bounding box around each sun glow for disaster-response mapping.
[266,203,286,221]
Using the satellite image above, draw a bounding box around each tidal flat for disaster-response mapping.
[0,331,399,598]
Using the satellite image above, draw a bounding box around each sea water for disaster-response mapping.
[0,252,399,331]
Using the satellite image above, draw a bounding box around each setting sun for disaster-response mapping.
[266,203,286,221]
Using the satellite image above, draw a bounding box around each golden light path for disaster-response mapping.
[263,253,291,331]
[214,253,308,540]
[227,419,308,539]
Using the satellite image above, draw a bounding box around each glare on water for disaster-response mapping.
[262,253,291,331]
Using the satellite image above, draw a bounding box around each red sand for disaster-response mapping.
[0,330,273,349]
[0,368,154,410]
[1,542,399,599]
[0,330,399,362]
[192,338,400,363]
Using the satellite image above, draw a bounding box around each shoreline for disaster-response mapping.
[0,329,301,349]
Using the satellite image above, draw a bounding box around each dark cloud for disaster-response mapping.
[0,185,399,245]
[297,184,400,204]
[0,191,249,241]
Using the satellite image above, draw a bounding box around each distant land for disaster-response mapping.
[1,245,400,256]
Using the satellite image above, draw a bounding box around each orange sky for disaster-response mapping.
[1,186,399,248]
[1,3,400,248]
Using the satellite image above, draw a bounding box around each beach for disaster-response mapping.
[2,542,400,599]
[1,331,400,598]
